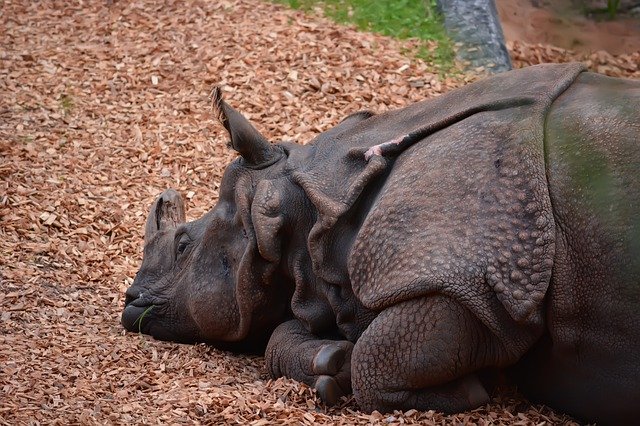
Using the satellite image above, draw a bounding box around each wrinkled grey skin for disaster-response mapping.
[122,64,640,424]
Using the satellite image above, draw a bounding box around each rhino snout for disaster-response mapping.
[124,287,143,307]
[121,288,165,334]
[121,303,154,333]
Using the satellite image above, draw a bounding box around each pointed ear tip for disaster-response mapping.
[210,86,227,125]
[160,188,182,200]
[210,86,222,107]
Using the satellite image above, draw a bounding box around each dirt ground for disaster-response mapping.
[497,0,640,54]
[1,0,638,424]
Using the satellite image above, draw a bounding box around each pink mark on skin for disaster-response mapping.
[364,135,408,161]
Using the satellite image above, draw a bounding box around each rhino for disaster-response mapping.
[122,63,640,424]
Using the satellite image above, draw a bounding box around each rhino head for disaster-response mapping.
[121,89,298,352]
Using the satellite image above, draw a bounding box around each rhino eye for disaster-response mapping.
[177,241,188,254]
[176,234,191,258]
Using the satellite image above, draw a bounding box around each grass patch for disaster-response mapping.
[583,0,623,20]
[606,0,621,18]
[273,0,455,70]
[59,93,74,116]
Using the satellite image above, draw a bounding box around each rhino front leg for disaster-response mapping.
[352,295,510,414]
[266,319,354,405]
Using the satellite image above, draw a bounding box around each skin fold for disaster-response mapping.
[121,64,640,425]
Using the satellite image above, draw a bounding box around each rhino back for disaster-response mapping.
[348,104,560,351]
[293,64,586,349]
[515,72,640,422]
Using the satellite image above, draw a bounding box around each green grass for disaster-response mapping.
[59,94,73,116]
[273,0,455,70]
[607,0,621,18]
[583,0,622,19]
[134,305,154,334]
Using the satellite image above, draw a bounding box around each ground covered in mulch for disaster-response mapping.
[1,0,638,424]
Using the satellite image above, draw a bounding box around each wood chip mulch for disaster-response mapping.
[1,0,637,424]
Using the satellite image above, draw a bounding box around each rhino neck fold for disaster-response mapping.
[273,164,384,341]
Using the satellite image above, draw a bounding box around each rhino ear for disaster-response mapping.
[251,180,284,264]
[144,189,186,243]
[211,87,280,167]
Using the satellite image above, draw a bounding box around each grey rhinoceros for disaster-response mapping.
[122,63,640,424]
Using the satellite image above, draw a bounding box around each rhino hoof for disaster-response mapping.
[315,375,345,406]
[312,344,346,376]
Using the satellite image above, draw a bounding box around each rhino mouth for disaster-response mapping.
[122,304,153,331]
[122,302,156,333]
[121,291,165,335]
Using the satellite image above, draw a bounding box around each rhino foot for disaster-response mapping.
[315,375,344,406]
[312,342,353,405]
[313,343,348,375]
[266,320,354,406]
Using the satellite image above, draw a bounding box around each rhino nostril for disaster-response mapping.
[124,287,144,307]
[124,294,136,306]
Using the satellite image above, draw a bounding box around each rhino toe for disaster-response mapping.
[315,375,345,406]
[310,341,353,405]
[313,344,348,376]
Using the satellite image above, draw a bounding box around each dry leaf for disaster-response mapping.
[1,0,634,425]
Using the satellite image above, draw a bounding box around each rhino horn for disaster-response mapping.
[211,87,279,167]
[144,189,186,243]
